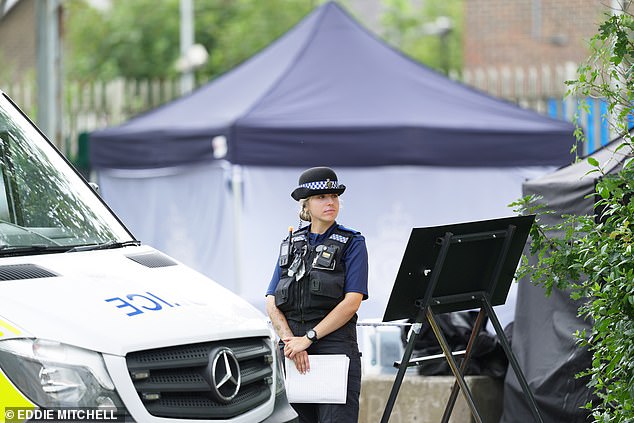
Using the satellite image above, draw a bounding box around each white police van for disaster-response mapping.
[0,91,297,423]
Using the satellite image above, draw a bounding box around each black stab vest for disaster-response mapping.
[274,225,356,322]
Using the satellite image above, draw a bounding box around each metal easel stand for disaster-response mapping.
[380,221,544,423]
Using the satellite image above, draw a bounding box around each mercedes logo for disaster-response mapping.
[209,347,241,403]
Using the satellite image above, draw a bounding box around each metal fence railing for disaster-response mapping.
[456,62,626,155]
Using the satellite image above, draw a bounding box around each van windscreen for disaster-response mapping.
[0,94,135,254]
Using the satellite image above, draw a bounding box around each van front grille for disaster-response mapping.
[126,338,274,419]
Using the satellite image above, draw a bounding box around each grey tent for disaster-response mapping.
[500,136,631,422]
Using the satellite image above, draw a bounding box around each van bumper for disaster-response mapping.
[262,390,298,423]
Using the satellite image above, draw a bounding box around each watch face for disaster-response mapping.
[307,329,317,341]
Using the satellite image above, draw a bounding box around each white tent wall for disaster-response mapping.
[96,162,237,291]
[240,166,554,324]
[96,164,555,325]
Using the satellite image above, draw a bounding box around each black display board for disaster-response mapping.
[383,214,535,320]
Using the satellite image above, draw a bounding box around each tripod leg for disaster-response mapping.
[440,309,487,423]
[482,298,544,423]
[426,308,483,423]
[380,311,424,423]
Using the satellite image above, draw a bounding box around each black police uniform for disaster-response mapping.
[275,225,362,423]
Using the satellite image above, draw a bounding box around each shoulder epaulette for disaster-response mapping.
[328,233,350,244]
[327,225,361,244]
[288,226,308,243]
[336,225,361,235]
[282,226,307,242]
[293,226,308,234]
[292,234,307,243]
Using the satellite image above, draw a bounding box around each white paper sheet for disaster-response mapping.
[284,354,350,404]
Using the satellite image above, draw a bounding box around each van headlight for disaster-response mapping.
[0,339,124,410]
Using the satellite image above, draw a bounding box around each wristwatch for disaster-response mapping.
[305,328,318,343]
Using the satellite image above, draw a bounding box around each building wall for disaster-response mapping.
[464,0,606,68]
[0,0,36,81]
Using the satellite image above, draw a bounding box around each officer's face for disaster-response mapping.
[307,193,339,225]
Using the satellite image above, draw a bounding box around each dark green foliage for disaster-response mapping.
[513,5,634,421]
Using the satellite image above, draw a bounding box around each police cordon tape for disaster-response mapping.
[355,321,412,327]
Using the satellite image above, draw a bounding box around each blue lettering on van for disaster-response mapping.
[105,292,181,316]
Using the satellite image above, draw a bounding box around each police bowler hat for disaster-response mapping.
[291,167,346,201]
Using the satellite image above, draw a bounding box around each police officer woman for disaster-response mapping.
[265,166,368,423]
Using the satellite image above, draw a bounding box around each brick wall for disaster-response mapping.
[464,0,607,68]
[0,0,36,81]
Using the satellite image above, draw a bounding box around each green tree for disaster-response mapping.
[64,0,316,82]
[64,0,464,83]
[65,0,181,80]
[380,0,463,73]
[195,0,315,82]
[514,2,634,421]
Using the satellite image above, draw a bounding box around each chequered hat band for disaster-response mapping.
[299,180,340,190]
